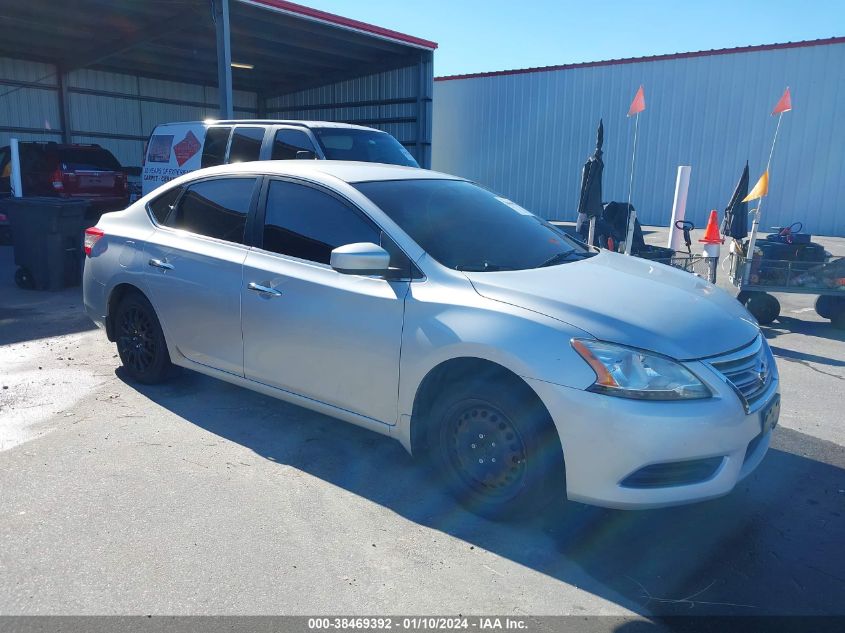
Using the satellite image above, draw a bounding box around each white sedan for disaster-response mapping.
[82,161,779,517]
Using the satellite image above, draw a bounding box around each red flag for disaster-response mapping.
[772,87,792,115]
[628,85,645,117]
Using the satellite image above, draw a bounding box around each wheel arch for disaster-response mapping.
[105,282,150,342]
[409,356,561,460]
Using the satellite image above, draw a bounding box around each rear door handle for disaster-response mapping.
[248,282,282,297]
[148,258,174,270]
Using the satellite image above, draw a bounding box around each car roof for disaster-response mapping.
[173,160,463,185]
[155,120,380,132]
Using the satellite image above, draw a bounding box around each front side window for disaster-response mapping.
[165,177,255,243]
[261,180,379,264]
[201,126,232,168]
[228,127,264,163]
[353,179,591,271]
[271,129,317,160]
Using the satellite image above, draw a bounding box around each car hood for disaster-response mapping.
[464,250,759,360]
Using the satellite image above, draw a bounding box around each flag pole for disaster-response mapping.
[742,111,783,284]
[623,111,640,255]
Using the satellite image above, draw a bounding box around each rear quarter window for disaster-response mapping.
[147,185,184,224]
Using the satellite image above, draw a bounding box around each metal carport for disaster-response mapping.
[0,0,436,168]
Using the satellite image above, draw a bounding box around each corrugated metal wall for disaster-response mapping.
[0,57,63,146]
[266,56,434,168]
[433,42,845,237]
[1,54,434,170]
[0,56,258,168]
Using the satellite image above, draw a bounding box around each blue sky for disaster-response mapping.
[300,0,843,76]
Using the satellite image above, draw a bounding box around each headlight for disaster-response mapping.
[571,339,711,400]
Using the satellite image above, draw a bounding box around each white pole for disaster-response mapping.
[587,216,596,248]
[623,113,640,255]
[10,138,23,198]
[742,112,783,284]
[667,166,691,252]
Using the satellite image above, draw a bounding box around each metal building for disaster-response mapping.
[433,38,845,236]
[0,0,436,169]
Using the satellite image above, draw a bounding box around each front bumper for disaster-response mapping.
[525,366,778,509]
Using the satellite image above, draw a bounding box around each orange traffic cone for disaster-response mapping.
[699,210,723,244]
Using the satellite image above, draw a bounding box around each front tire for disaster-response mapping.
[426,381,565,520]
[114,292,172,384]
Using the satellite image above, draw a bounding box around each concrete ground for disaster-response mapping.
[0,233,843,617]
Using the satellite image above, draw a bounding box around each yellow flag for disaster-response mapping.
[742,170,769,202]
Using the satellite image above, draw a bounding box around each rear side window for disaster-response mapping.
[228,127,264,163]
[147,185,183,224]
[201,127,231,168]
[271,129,316,160]
[165,177,256,243]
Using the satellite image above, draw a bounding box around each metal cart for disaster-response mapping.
[651,253,718,283]
[728,251,845,327]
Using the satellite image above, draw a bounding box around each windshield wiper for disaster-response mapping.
[537,249,594,268]
[455,262,514,272]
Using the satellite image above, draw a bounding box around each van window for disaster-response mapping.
[228,127,264,163]
[201,127,232,168]
[165,177,255,243]
[271,129,316,160]
[313,128,418,167]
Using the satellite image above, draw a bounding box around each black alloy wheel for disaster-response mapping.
[114,293,172,384]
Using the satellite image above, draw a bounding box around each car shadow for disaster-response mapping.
[118,368,845,617]
[762,317,845,343]
[767,344,845,368]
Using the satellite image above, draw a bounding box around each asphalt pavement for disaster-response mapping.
[0,233,843,617]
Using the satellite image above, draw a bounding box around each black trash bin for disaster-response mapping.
[1,197,88,290]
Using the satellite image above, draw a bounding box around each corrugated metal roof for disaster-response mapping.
[436,37,845,82]
[242,0,438,50]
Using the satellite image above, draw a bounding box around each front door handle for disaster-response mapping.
[148,258,174,271]
[248,282,282,297]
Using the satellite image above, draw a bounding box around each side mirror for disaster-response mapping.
[295,150,316,160]
[330,242,390,276]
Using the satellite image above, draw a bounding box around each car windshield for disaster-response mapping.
[313,128,419,167]
[353,179,592,271]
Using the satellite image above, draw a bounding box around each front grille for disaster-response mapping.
[620,457,724,489]
[705,335,776,413]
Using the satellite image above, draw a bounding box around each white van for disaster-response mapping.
[141,120,419,196]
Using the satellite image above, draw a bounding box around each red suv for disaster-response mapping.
[1,142,130,215]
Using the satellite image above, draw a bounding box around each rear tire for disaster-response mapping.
[114,292,172,384]
[425,380,565,520]
[745,292,780,325]
[816,295,845,321]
